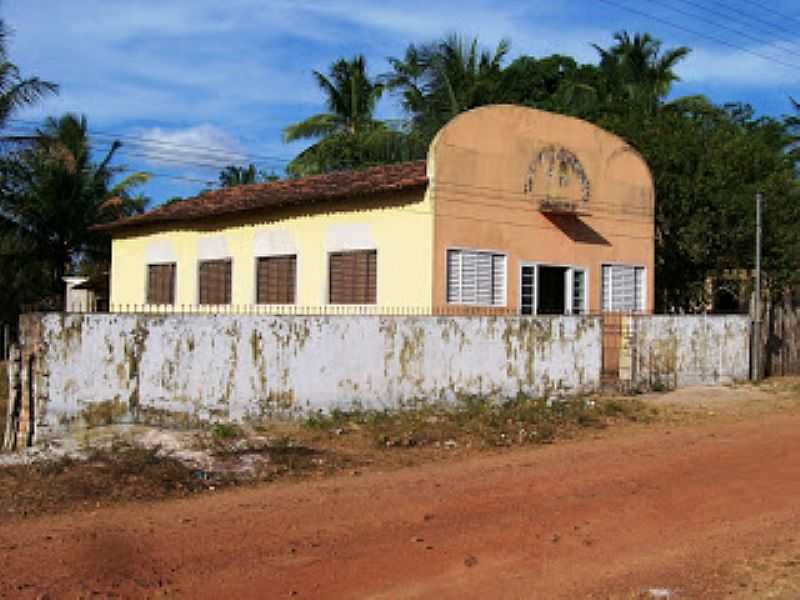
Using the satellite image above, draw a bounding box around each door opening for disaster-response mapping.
[537,266,568,315]
[520,264,587,315]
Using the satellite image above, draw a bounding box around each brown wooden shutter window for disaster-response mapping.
[328,250,377,304]
[256,255,296,304]
[146,263,176,305]
[198,259,232,305]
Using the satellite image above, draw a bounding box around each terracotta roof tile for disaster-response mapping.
[95,160,428,232]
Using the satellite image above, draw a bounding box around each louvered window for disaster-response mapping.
[146,263,176,305]
[572,269,586,315]
[329,250,377,304]
[447,249,506,306]
[520,265,536,315]
[256,255,296,304]
[198,259,232,305]
[602,265,645,312]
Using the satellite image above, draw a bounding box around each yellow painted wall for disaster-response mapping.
[110,189,434,310]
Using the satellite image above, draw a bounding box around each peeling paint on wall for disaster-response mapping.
[12,314,601,440]
[630,316,750,388]
[5,312,751,448]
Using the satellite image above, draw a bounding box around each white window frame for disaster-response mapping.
[518,262,589,316]
[446,247,508,307]
[570,267,588,315]
[601,263,647,313]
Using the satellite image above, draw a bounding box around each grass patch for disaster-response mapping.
[651,381,669,393]
[304,394,652,449]
[211,422,243,439]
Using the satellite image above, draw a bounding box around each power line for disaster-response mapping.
[113,166,216,186]
[5,118,297,166]
[666,0,800,56]
[1,125,288,172]
[730,0,800,27]
[596,0,800,73]
[705,0,800,50]
[432,180,653,219]
[663,0,800,60]
[6,117,294,164]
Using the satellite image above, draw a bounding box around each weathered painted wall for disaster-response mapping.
[428,105,655,313]
[629,315,751,388]
[110,189,433,309]
[16,313,601,443]
[5,313,752,449]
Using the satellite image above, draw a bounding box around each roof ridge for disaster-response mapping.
[94,160,428,232]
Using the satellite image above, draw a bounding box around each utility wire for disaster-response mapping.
[115,167,216,186]
[5,118,297,166]
[705,0,800,49]
[1,125,289,172]
[596,0,800,73]
[730,0,800,27]
[663,0,800,60]
[667,0,800,56]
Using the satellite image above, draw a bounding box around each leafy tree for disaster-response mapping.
[0,17,58,322]
[0,114,149,309]
[283,55,390,175]
[218,163,279,187]
[0,19,57,129]
[592,31,691,115]
[385,34,509,142]
[283,55,383,142]
[603,99,800,310]
[279,31,798,312]
[498,54,604,119]
[286,126,426,178]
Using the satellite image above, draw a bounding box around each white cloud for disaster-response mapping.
[129,124,245,168]
[678,44,800,87]
[4,0,794,202]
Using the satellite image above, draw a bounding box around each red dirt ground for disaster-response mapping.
[1,404,800,598]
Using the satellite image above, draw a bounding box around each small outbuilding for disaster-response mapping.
[98,105,654,314]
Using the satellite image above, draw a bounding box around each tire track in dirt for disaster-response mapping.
[1,413,799,599]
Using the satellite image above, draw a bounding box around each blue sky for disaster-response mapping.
[4,0,800,205]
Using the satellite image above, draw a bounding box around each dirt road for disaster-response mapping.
[2,407,800,598]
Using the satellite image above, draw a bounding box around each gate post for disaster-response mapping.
[3,345,21,451]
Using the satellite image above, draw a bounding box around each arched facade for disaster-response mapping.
[428,104,655,314]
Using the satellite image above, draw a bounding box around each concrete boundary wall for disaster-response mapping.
[9,313,602,446]
[629,315,751,388]
[3,313,751,449]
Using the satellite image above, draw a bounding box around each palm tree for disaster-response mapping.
[219,164,258,186]
[0,114,149,294]
[283,55,384,143]
[284,55,398,175]
[385,34,510,141]
[0,19,57,129]
[218,163,278,187]
[592,31,690,114]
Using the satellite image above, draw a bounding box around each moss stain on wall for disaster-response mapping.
[398,323,425,381]
[123,318,150,413]
[78,398,129,428]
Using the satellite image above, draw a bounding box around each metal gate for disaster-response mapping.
[601,313,623,384]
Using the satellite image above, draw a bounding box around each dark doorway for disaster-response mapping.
[538,266,567,315]
[713,283,742,314]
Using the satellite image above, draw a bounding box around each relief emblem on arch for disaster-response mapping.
[524,145,591,211]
